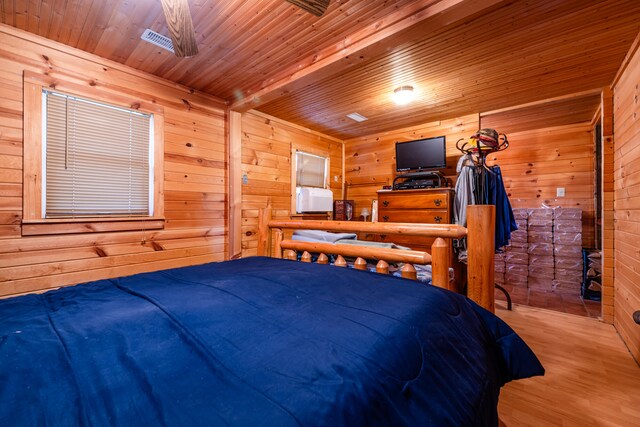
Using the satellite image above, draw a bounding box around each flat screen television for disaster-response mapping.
[395,136,447,172]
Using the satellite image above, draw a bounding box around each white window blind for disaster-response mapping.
[43,90,152,218]
[296,151,327,188]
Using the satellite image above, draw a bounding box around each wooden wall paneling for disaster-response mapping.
[0,226,224,255]
[1,244,223,283]
[0,27,226,113]
[154,111,166,219]
[0,26,228,298]
[344,114,480,217]
[229,110,242,258]
[0,58,24,240]
[0,67,23,239]
[488,123,596,248]
[601,87,615,324]
[240,110,343,257]
[2,251,224,298]
[481,91,601,135]
[613,39,640,362]
[21,80,42,222]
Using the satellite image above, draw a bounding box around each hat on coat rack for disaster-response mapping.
[472,128,500,149]
[456,128,508,155]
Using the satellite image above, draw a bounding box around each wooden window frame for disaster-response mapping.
[22,71,165,236]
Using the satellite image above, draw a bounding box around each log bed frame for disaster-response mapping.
[258,204,496,313]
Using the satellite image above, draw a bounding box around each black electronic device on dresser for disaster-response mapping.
[395,181,436,190]
[393,171,446,190]
[394,135,447,190]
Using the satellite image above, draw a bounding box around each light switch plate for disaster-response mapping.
[557,187,565,197]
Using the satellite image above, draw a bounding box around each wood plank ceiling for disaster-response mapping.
[1,0,639,139]
[258,0,640,138]
[481,92,603,135]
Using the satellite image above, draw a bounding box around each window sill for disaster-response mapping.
[21,217,165,236]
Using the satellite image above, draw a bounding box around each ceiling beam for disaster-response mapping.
[480,88,604,117]
[285,0,331,17]
[611,28,640,88]
[230,0,509,112]
[159,0,199,57]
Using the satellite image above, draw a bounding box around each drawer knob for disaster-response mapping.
[434,199,442,207]
[382,215,389,222]
[382,200,389,207]
[434,216,442,223]
[380,234,387,240]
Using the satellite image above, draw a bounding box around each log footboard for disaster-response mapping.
[258,205,496,312]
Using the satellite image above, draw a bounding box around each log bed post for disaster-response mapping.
[335,255,347,267]
[284,250,297,260]
[401,264,417,280]
[257,207,273,257]
[431,237,449,289]
[376,260,389,274]
[273,229,283,258]
[466,205,495,313]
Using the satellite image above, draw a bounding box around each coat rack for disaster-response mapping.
[456,130,512,309]
[456,132,509,203]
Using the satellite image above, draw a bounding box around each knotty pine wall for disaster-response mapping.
[344,115,479,214]
[345,115,596,249]
[487,123,596,248]
[612,41,640,362]
[240,111,343,256]
[0,26,227,298]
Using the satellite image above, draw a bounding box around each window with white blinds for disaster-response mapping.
[295,151,327,188]
[43,90,153,218]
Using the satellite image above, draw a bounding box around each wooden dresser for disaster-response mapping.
[364,187,461,289]
[362,188,455,254]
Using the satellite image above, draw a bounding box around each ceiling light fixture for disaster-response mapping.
[393,85,415,105]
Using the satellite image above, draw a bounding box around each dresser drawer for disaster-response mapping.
[378,193,448,209]
[378,209,449,224]
[358,232,380,242]
[377,233,437,251]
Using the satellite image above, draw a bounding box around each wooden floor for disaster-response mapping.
[496,302,640,426]
[495,286,601,319]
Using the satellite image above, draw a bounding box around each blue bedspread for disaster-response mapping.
[0,257,543,426]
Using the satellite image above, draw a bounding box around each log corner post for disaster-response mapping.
[257,206,273,257]
[431,237,450,289]
[466,205,495,313]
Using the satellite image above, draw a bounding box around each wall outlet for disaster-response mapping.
[334,175,339,182]
[557,187,565,197]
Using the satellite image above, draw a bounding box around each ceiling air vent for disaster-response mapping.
[141,29,175,53]
[346,113,368,122]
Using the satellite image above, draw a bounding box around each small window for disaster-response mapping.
[42,90,153,218]
[295,151,328,189]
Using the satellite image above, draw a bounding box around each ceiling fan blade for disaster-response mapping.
[159,0,198,57]
[286,0,330,17]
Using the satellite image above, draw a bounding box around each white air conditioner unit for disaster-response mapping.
[296,187,333,213]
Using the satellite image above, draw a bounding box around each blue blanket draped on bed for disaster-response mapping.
[0,257,543,426]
